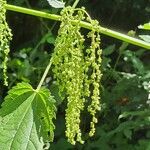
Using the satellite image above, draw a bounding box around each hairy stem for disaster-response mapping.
[36,58,53,91]
[5,4,150,49]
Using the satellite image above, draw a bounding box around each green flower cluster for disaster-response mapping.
[0,0,12,86]
[86,20,102,137]
[52,6,102,144]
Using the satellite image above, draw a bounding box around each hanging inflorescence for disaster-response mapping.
[52,6,102,145]
[0,0,12,86]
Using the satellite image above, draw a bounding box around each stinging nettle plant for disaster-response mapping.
[0,0,103,148]
[0,0,150,149]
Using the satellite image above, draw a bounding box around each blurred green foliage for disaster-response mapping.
[0,0,150,149]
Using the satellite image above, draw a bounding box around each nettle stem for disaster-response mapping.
[5,4,150,49]
[36,58,53,91]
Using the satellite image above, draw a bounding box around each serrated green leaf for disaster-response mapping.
[0,82,56,150]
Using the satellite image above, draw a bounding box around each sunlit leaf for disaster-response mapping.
[139,35,150,43]
[0,82,56,149]
[138,22,150,30]
[46,0,65,8]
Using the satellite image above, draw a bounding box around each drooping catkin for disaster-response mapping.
[0,0,12,86]
[86,20,102,137]
[52,6,102,144]
[52,7,85,144]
